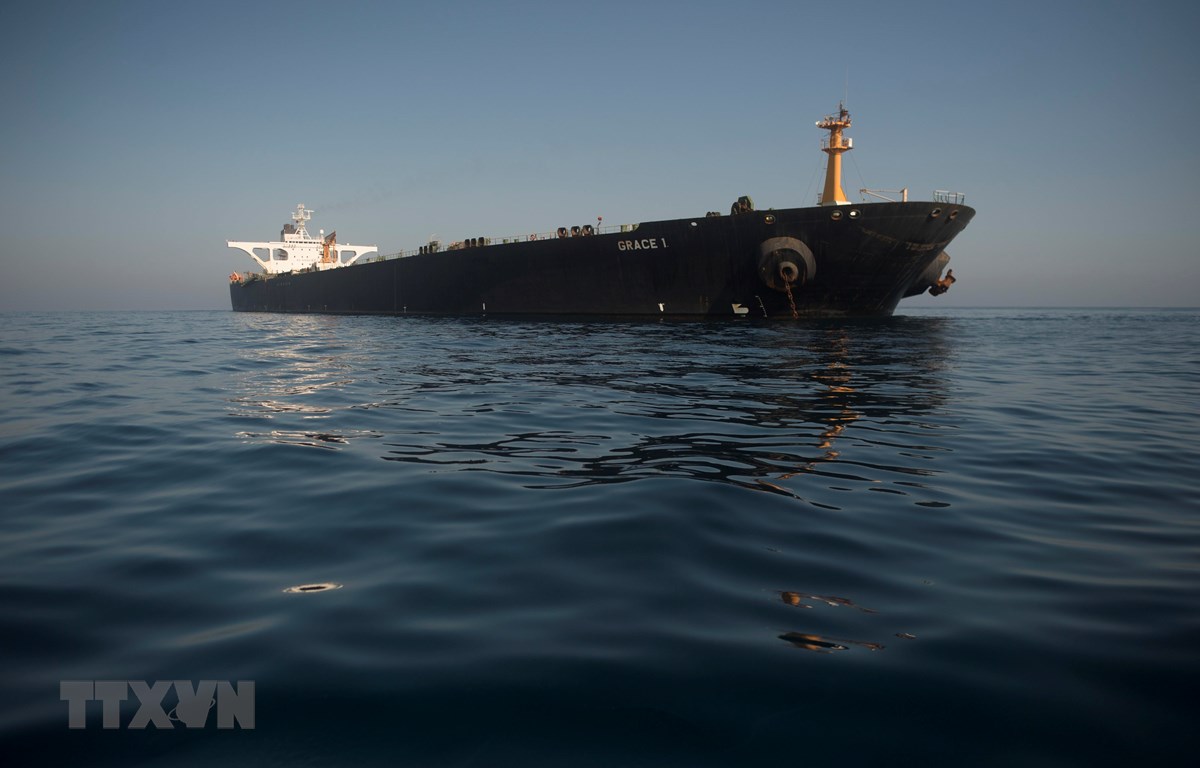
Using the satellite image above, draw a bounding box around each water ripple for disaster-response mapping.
[0,309,1197,765]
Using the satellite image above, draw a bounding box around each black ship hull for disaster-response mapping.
[229,201,974,318]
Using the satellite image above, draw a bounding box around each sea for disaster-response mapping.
[0,307,1197,767]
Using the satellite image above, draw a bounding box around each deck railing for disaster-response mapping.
[372,223,639,261]
[932,190,966,204]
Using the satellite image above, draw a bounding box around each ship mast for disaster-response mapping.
[816,103,853,206]
[291,203,313,239]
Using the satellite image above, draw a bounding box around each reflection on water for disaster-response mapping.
[778,632,885,653]
[218,318,962,673]
[780,591,878,612]
[234,428,383,449]
[229,317,955,508]
[228,315,956,508]
[283,582,343,594]
[224,317,954,659]
[777,591,903,652]
[6,310,1196,764]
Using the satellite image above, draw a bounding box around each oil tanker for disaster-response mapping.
[228,105,974,318]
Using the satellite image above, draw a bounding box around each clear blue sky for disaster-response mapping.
[2,0,1197,310]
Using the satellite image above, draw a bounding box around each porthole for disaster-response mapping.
[948,209,959,220]
[690,221,698,227]
[764,214,776,224]
[848,209,861,219]
[930,208,943,218]
[831,210,843,220]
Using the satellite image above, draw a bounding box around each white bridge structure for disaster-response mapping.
[228,204,378,275]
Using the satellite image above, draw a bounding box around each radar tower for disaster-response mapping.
[817,104,853,206]
[291,204,313,239]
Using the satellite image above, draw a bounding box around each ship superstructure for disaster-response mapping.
[227,204,377,277]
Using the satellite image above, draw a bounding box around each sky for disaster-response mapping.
[1,0,1197,310]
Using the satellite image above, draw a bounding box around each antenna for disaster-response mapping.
[291,203,313,239]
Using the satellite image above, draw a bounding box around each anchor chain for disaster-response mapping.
[783,278,799,319]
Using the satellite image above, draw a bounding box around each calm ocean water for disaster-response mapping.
[1,308,1197,766]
